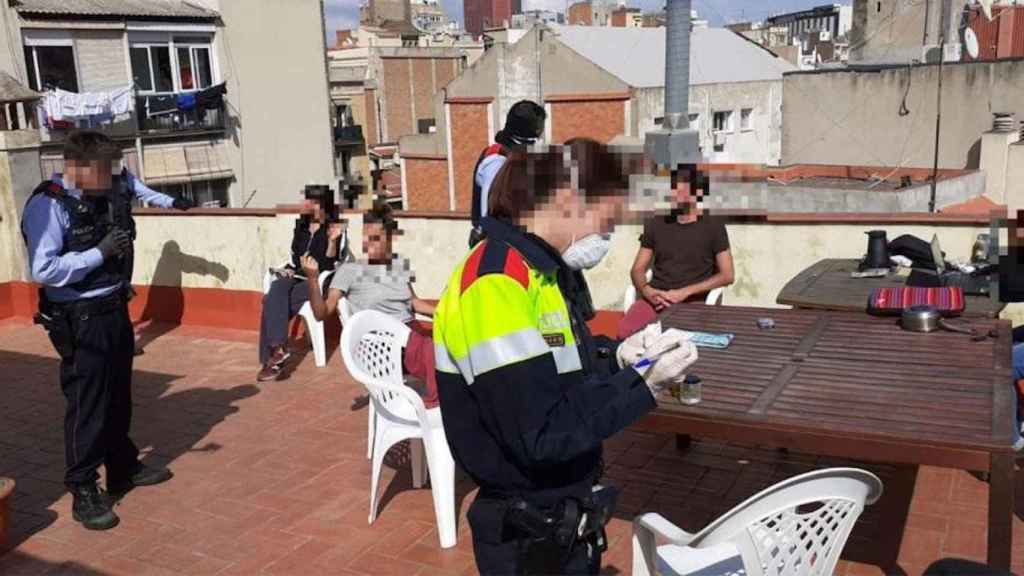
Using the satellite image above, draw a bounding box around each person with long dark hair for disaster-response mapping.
[256,187,348,381]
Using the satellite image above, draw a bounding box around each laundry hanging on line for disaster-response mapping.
[176,92,197,112]
[195,83,226,110]
[41,85,135,122]
[146,82,228,118]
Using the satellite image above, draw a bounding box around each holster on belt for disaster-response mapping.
[504,485,620,552]
[34,288,74,360]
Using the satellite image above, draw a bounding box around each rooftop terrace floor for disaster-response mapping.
[2,318,1024,575]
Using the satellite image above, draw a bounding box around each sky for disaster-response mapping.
[323,0,832,36]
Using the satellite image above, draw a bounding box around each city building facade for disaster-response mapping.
[766,3,853,44]
[464,0,522,37]
[397,24,795,211]
[849,0,960,64]
[0,0,335,208]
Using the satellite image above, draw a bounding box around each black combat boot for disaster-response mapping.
[69,483,119,530]
[107,462,173,499]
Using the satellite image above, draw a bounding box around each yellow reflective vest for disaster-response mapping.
[433,218,656,502]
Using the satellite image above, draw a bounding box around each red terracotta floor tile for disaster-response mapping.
[6,325,1024,575]
[347,550,426,575]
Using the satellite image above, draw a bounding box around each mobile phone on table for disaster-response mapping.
[851,268,889,278]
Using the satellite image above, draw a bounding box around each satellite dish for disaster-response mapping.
[977,0,994,21]
[964,27,980,59]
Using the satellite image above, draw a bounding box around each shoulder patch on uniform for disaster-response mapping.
[32,180,64,199]
[460,241,529,294]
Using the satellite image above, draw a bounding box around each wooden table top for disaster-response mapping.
[654,304,1015,454]
[776,259,1005,319]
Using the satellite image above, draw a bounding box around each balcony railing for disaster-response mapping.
[40,96,227,144]
[335,125,364,144]
[136,95,227,134]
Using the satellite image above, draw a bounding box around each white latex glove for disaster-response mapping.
[642,332,699,395]
[616,322,662,370]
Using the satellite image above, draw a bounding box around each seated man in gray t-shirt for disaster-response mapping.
[301,204,438,407]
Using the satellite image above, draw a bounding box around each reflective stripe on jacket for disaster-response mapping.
[433,217,656,503]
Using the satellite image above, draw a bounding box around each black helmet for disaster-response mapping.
[504,100,547,143]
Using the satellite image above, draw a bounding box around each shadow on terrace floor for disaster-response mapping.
[0,348,257,553]
[0,551,105,575]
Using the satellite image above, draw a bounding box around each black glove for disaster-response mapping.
[97,228,131,260]
[172,197,193,211]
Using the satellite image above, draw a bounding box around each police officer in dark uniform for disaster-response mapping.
[435,140,698,574]
[468,100,547,248]
[21,131,174,531]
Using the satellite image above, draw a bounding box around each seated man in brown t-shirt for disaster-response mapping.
[617,168,735,339]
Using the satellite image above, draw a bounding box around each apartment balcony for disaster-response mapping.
[135,95,228,137]
[40,96,227,145]
[334,124,364,145]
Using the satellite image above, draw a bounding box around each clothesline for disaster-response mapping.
[38,82,229,129]
[41,84,135,124]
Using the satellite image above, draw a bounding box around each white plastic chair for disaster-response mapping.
[339,294,432,460]
[263,262,332,368]
[632,468,883,576]
[339,296,378,460]
[340,309,457,549]
[623,269,724,311]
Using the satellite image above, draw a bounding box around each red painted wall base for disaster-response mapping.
[1,281,626,341]
[0,281,264,331]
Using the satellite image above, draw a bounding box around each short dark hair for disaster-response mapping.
[488,138,632,222]
[504,100,546,141]
[63,131,123,161]
[363,202,397,232]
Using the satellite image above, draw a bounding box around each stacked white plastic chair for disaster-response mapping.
[340,310,457,548]
[632,468,883,576]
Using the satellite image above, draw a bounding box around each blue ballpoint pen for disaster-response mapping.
[631,341,683,370]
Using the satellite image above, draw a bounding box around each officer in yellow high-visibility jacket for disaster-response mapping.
[434,139,698,575]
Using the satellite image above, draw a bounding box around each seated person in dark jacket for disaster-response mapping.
[257,189,348,381]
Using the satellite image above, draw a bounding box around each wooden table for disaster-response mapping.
[777,259,1006,318]
[635,304,1016,569]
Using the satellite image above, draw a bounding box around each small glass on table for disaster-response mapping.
[668,374,702,405]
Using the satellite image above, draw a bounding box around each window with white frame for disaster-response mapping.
[712,110,733,133]
[129,35,214,93]
[740,108,753,131]
[23,33,79,92]
[130,45,174,92]
[176,41,213,91]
